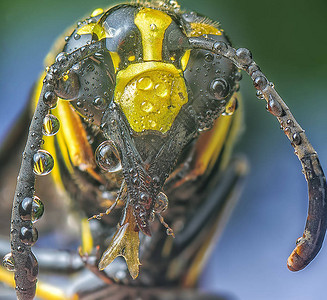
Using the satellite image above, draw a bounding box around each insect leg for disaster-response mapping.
[88,180,127,221]
[189,36,327,271]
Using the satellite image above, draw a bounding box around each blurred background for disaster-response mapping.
[1,0,327,299]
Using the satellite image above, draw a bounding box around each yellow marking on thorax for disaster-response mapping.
[77,23,111,40]
[189,23,222,37]
[134,8,172,61]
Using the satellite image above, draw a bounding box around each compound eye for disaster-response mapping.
[101,6,142,66]
[209,78,230,100]
[71,57,115,126]
[55,52,115,126]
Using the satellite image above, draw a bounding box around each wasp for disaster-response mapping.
[0,1,326,299]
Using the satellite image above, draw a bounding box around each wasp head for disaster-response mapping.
[49,3,238,278]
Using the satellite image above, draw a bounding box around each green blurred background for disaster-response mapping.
[1,0,327,299]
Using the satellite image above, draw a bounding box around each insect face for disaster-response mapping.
[54,4,239,243]
[2,1,326,299]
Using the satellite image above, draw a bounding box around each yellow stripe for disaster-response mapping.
[189,22,222,37]
[37,281,71,300]
[77,23,109,40]
[197,113,233,172]
[196,92,242,175]
[0,266,74,300]
[81,218,94,255]
[134,8,171,61]
[180,95,243,286]
[109,51,121,73]
[33,73,104,191]
[91,8,104,18]
[55,101,95,171]
[0,266,15,289]
[217,93,243,171]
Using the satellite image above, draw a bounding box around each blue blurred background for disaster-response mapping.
[1,0,327,299]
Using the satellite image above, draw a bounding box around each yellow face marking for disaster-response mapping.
[114,62,188,133]
[189,22,222,37]
[134,8,172,61]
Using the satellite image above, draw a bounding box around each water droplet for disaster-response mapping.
[95,140,122,172]
[213,41,228,53]
[154,192,168,213]
[2,253,15,271]
[155,83,168,98]
[284,127,291,135]
[235,48,253,66]
[150,23,157,31]
[76,101,84,108]
[286,119,293,126]
[20,226,38,246]
[222,97,238,116]
[292,133,302,145]
[55,52,67,63]
[93,97,107,110]
[19,196,44,223]
[43,91,58,108]
[137,77,153,90]
[209,79,229,100]
[296,237,303,245]
[32,150,54,176]
[267,95,284,117]
[253,76,268,90]
[141,101,154,113]
[42,114,60,136]
[204,53,214,62]
[74,33,81,40]
[108,27,116,37]
[256,90,264,100]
